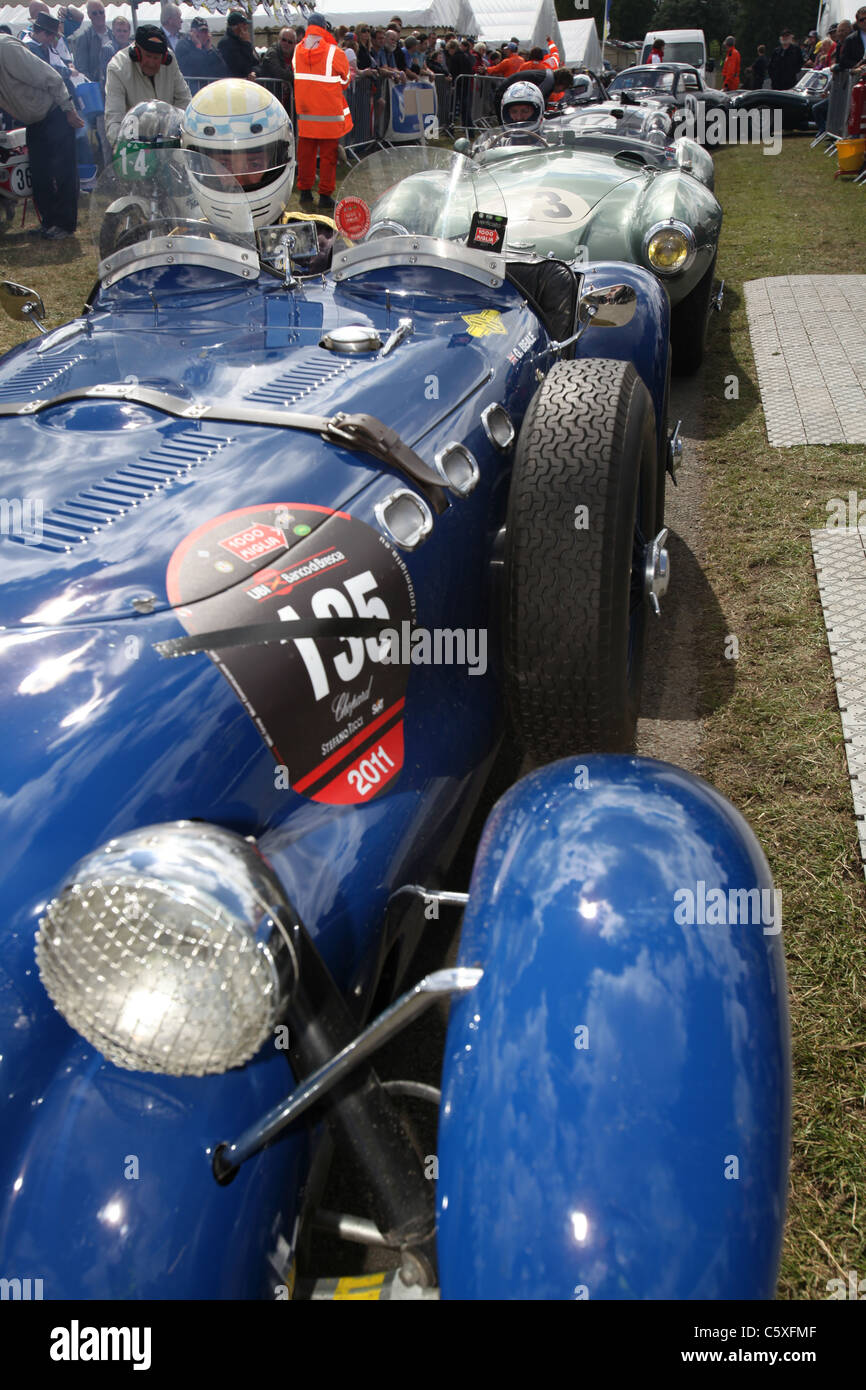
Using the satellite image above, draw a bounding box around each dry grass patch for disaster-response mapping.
[700,136,866,1299]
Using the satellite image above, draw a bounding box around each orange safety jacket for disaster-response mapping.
[292,23,353,139]
[521,42,560,73]
[486,53,524,77]
[722,47,741,90]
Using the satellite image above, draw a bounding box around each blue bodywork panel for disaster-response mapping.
[0,255,667,1297]
[437,757,790,1300]
[0,240,705,1300]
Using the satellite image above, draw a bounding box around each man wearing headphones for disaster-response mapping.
[105,23,190,146]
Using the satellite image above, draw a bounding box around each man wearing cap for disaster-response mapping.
[292,13,351,211]
[0,29,85,236]
[721,35,740,91]
[218,11,258,80]
[24,3,78,73]
[104,24,190,147]
[24,11,78,104]
[486,43,523,78]
[176,17,228,81]
[768,30,803,89]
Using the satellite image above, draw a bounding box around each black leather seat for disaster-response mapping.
[506,258,578,345]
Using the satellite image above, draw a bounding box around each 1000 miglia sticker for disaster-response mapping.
[166,503,415,804]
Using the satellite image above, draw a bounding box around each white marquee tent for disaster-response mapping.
[816,0,851,35]
[470,0,562,54]
[0,4,310,36]
[0,1,565,40]
[322,2,475,26]
[557,17,601,68]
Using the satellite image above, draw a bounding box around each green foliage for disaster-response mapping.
[610,0,660,41]
[597,0,821,60]
[652,0,737,45]
[736,0,821,64]
[553,0,660,43]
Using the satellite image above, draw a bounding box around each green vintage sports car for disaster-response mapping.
[463,131,722,373]
[379,128,722,373]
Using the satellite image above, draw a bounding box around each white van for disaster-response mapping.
[641,29,712,79]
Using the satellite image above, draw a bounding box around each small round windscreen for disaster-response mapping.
[90,147,256,269]
[332,147,507,252]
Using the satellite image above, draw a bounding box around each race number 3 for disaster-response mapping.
[11,165,31,196]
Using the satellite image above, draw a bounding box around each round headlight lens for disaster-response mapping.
[645,223,694,274]
[36,823,297,1076]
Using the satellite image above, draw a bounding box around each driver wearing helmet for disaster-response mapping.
[500,81,546,142]
[180,77,294,230]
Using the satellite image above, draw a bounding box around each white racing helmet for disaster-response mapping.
[501,82,545,135]
[180,79,295,231]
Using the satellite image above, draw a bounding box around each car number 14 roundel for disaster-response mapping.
[166,504,416,804]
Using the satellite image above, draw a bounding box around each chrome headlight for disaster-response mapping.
[643,220,696,275]
[36,823,297,1077]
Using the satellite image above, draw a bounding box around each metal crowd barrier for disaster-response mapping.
[344,73,378,155]
[179,69,458,158]
[827,69,855,138]
[452,74,503,134]
[183,73,294,124]
[434,74,454,133]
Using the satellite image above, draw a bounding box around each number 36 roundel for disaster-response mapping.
[166,503,416,804]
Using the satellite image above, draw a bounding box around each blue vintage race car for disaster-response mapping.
[0,146,789,1300]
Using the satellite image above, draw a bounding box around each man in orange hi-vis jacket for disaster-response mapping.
[292,11,351,211]
[520,38,561,72]
[486,43,524,77]
[721,35,741,91]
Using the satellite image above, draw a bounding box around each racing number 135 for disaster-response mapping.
[278,569,389,699]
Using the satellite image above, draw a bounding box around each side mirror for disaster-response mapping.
[454,137,470,154]
[551,284,638,356]
[706,59,715,73]
[578,284,638,329]
[0,280,47,333]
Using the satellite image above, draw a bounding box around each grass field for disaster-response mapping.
[700,136,866,1299]
[1,133,864,1299]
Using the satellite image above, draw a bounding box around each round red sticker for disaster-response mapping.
[166,503,416,805]
[335,195,371,241]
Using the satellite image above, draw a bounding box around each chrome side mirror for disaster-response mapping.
[453,137,471,154]
[578,283,638,329]
[551,284,638,356]
[0,280,47,333]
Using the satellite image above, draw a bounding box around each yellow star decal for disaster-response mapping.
[461,310,507,337]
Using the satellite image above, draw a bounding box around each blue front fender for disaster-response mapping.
[576,261,671,462]
[437,757,790,1300]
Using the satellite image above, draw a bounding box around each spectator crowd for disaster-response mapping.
[1,4,865,241]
